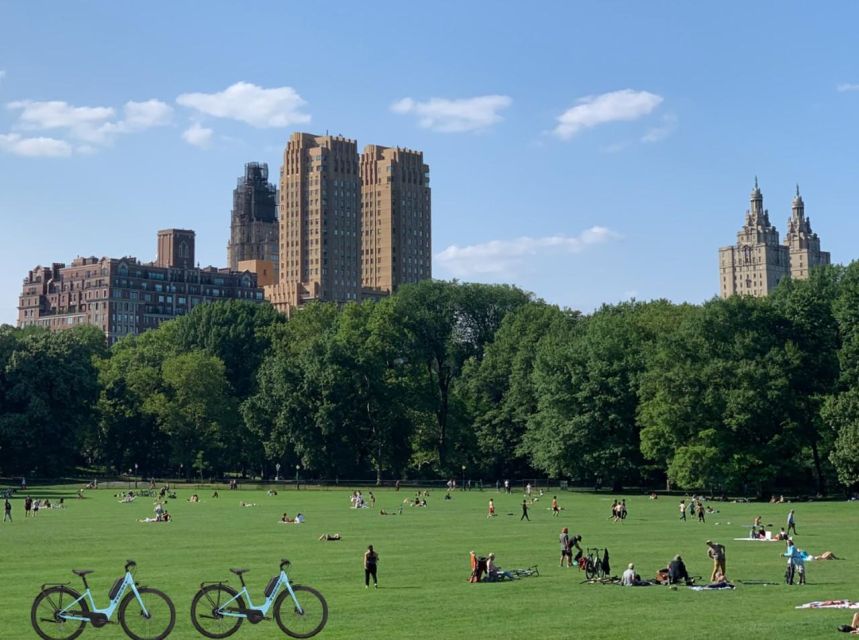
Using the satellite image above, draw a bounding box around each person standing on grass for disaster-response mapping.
[559,528,572,567]
[504,479,510,494]
[4,498,11,522]
[679,499,687,522]
[786,509,798,536]
[551,496,560,517]
[521,499,530,521]
[24,496,32,518]
[364,545,379,589]
[697,501,706,523]
[706,540,726,581]
[487,498,496,518]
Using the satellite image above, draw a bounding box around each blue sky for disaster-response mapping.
[2,1,859,324]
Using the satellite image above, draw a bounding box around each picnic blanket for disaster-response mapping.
[732,537,780,542]
[689,583,736,591]
[795,600,859,609]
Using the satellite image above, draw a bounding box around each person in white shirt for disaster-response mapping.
[621,563,636,586]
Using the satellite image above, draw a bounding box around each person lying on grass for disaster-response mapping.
[319,533,341,541]
[837,613,859,634]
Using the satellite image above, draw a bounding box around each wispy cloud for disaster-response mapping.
[436,226,619,277]
[553,89,663,140]
[182,122,214,148]
[391,95,512,133]
[641,113,677,143]
[837,83,859,93]
[4,98,172,150]
[0,133,73,157]
[176,82,310,127]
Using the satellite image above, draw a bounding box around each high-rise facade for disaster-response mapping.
[267,132,431,313]
[360,145,431,296]
[719,180,829,298]
[18,229,264,344]
[227,162,279,277]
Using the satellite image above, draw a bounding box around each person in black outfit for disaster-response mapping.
[520,500,530,521]
[668,555,691,585]
[364,545,379,588]
[3,499,11,522]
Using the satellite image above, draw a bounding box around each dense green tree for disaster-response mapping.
[393,280,531,472]
[0,325,106,475]
[462,302,573,478]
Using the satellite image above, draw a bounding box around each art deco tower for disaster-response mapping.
[360,145,431,296]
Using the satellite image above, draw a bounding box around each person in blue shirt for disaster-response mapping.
[783,538,805,585]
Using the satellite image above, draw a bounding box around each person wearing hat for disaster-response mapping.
[706,540,726,582]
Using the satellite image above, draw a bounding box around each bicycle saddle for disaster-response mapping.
[229,568,249,576]
[73,569,94,577]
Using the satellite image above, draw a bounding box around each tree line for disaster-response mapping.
[1,271,858,495]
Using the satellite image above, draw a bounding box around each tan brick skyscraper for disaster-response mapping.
[267,133,361,311]
[360,145,431,296]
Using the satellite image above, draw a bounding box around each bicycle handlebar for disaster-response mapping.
[125,560,137,573]
[280,558,291,571]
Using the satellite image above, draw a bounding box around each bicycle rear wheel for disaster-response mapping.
[584,557,597,580]
[274,585,328,639]
[190,584,244,639]
[118,587,176,640]
[31,586,88,640]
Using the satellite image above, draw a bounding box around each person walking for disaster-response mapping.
[520,499,530,521]
[487,498,496,518]
[706,540,726,582]
[696,501,706,523]
[3,499,11,523]
[364,545,379,589]
[551,496,560,517]
[679,500,687,522]
[24,496,33,518]
[504,479,510,495]
[786,509,798,536]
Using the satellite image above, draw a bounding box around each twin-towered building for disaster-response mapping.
[719,180,830,298]
[261,132,431,313]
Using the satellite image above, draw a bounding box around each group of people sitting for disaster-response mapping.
[468,550,513,582]
[350,491,373,509]
[23,496,62,515]
[139,503,171,524]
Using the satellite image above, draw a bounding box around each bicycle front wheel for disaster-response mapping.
[118,587,176,640]
[31,586,88,640]
[584,558,597,580]
[274,585,328,639]
[190,584,244,639]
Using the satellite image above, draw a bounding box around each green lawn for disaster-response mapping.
[2,484,858,639]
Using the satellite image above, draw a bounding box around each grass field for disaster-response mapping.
[2,484,858,639]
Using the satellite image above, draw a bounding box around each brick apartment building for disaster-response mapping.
[18,229,264,344]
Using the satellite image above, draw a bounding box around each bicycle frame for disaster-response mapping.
[58,571,149,622]
[218,570,304,619]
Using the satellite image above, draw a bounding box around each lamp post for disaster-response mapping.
[134,463,139,489]
[127,468,132,491]
[275,463,281,482]
[461,465,466,491]
[295,464,300,491]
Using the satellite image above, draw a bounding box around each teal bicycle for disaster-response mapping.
[31,560,175,640]
[190,559,328,638]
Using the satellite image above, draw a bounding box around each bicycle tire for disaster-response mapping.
[273,585,328,639]
[190,584,244,639]
[584,558,597,580]
[31,585,88,640]
[118,587,176,640]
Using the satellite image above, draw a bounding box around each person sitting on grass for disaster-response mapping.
[836,612,859,634]
[267,489,278,496]
[667,555,692,585]
[485,553,513,581]
[280,512,295,524]
[211,490,219,499]
[240,501,257,507]
[319,533,342,541]
[621,563,637,586]
[188,494,199,503]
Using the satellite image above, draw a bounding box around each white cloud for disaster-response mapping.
[391,95,512,132]
[436,226,618,277]
[6,98,172,146]
[837,83,859,92]
[182,122,214,148]
[0,133,73,157]
[641,113,677,143]
[176,82,310,128]
[553,89,663,140]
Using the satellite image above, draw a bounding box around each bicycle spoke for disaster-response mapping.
[275,585,328,638]
[191,585,243,639]
[119,588,175,640]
